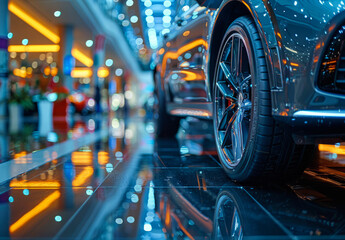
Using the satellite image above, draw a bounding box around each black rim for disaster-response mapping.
[214,32,252,167]
[214,195,243,240]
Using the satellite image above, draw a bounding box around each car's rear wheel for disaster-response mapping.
[213,16,315,182]
[154,70,180,138]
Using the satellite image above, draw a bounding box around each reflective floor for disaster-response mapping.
[0,114,345,239]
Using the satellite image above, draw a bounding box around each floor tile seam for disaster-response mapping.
[242,188,297,240]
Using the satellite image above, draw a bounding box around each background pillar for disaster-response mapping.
[0,0,9,160]
[0,0,9,118]
[60,25,74,92]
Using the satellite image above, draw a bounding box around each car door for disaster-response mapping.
[163,0,210,104]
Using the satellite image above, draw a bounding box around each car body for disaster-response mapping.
[154,0,345,181]
[155,0,345,137]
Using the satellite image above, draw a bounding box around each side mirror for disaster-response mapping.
[195,0,222,9]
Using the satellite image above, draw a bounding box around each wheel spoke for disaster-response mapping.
[237,39,243,77]
[216,81,237,101]
[219,62,239,93]
[230,207,242,239]
[218,204,233,240]
[231,109,244,162]
[231,37,240,76]
[221,110,238,148]
[218,104,236,131]
[241,99,252,111]
[217,217,230,240]
[240,75,251,88]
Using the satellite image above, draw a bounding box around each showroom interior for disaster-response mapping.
[0,0,345,239]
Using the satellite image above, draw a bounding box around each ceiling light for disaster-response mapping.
[145,9,153,15]
[122,20,130,27]
[146,16,154,23]
[115,68,123,76]
[135,38,143,45]
[9,3,60,43]
[147,22,155,28]
[105,59,114,67]
[86,40,93,48]
[163,1,171,7]
[126,0,134,6]
[163,9,171,15]
[7,32,13,39]
[148,28,158,49]
[22,39,28,45]
[182,6,189,11]
[162,16,171,23]
[118,14,125,21]
[130,16,138,23]
[163,22,171,28]
[54,11,61,17]
[144,0,152,7]
[161,29,170,35]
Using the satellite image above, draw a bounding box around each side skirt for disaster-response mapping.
[167,102,213,119]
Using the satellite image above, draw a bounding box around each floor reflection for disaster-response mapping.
[1,116,345,239]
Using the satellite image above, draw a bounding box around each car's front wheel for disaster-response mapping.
[213,16,315,182]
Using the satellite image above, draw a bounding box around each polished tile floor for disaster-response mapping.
[0,114,345,239]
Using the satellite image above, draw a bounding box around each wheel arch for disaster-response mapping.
[208,0,280,111]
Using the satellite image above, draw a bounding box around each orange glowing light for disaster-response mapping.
[44,66,51,76]
[71,68,93,78]
[158,48,165,55]
[322,60,337,65]
[183,31,190,37]
[71,49,93,67]
[290,62,299,67]
[8,45,60,53]
[315,43,321,50]
[180,70,198,81]
[13,69,26,78]
[71,151,93,165]
[8,3,60,44]
[171,212,195,240]
[319,144,345,155]
[51,67,58,76]
[98,151,109,165]
[97,67,110,78]
[72,166,94,187]
[10,181,61,188]
[161,39,208,77]
[9,191,61,233]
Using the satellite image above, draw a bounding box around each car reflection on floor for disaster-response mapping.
[152,118,345,239]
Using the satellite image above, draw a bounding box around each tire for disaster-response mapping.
[213,16,315,182]
[154,69,180,138]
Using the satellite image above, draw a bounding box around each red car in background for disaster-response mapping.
[68,92,95,115]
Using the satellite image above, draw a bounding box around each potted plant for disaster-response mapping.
[9,83,34,133]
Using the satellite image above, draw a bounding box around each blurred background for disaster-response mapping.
[0,0,183,129]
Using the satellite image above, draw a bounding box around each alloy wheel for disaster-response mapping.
[214,33,253,167]
[214,195,243,240]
